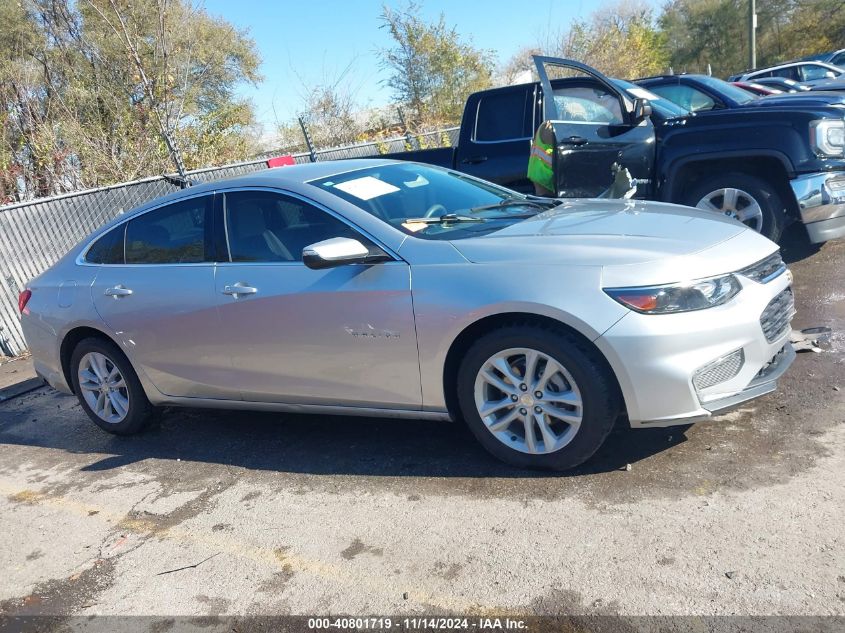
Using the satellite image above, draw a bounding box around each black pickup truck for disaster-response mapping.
[387,56,845,243]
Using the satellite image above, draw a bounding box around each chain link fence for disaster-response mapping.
[0,127,458,355]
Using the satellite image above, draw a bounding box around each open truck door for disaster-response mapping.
[533,56,655,198]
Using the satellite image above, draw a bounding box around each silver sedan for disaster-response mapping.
[19,160,796,470]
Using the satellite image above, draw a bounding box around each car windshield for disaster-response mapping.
[694,75,757,104]
[311,163,550,240]
[611,79,690,118]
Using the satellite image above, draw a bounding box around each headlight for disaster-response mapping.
[604,274,741,314]
[810,119,845,157]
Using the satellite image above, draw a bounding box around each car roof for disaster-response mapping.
[635,74,710,82]
[744,60,840,75]
[128,159,402,214]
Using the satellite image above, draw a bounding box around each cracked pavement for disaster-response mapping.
[0,225,843,626]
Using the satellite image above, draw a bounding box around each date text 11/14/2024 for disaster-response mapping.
[307,617,528,630]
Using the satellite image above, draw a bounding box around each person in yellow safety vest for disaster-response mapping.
[527,121,556,197]
[527,120,638,199]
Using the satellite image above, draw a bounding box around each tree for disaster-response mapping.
[0,0,262,201]
[293,61,367,149]
[659,0,845,77]
[539,0,668,80]
[378,2,494,128]
[659,0,748,76]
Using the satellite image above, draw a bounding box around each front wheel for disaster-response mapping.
[456,324,620,470]
[682,172,785,242]
[70,337,157,435]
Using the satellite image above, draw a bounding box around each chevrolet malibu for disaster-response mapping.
[19,160,796,470]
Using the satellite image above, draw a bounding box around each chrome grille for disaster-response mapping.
[693,349,745,392]
[739,252,786,284]
[760,288,795,343]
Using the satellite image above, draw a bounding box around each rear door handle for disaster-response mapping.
[460,155,488,165]
[561,136,588,146]
[223,283,258,297]
[104,285,133,297]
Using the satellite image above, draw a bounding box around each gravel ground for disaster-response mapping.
[0,225,843,628]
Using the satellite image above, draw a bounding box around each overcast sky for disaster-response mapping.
[202,0,664,132]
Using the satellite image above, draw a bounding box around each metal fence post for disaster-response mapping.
[298,117,318,163]
[398,108,419,150]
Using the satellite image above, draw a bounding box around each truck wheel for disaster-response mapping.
[456,324,620,471]
[70,337,158,435]
[683,172,785,242]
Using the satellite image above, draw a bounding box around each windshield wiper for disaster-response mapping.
[466,198,558,213]
[404,213,486,224]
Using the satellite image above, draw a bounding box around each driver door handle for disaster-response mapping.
[561,136,588,146]
[104,285,133,297]
[460,155,488,165]
[223,283,258,297]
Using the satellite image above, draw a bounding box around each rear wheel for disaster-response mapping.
[682,172,785,242]
[456,324,620,470]
[70,337,157,435]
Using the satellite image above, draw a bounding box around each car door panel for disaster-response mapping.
[215,262,420,406]
[90,194,237,399]
[214,189,422,408]
[534,56,655,198]
[458,87,536,192]
[92,265,236,399]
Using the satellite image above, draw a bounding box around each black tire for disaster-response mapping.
[681,172,785,242]
[456,323,620,471]
[70,337,157,435]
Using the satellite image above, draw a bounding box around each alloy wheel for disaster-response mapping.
[77,351,130,424]
[473,347,583,455]
[696,187,764,232]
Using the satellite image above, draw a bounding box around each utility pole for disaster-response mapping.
[749,0,757,69]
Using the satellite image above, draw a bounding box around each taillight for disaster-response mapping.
[18,289,32,315]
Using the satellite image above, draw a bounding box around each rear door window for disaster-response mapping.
[770,66,799,80]
[474,90,532,142]
[125,195,212,264]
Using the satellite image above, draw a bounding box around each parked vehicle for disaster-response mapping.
[637,73,845,111]
[751,77,812,93]
[388,56,845,244]
[733,81,781,96]
[20,160,796,470]
[729,60,845,89]
[800,49,845,68]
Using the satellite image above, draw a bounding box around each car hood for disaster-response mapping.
[448,198,778,286]
[750,91,845,107]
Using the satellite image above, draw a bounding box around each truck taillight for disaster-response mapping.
[18,289,32,315]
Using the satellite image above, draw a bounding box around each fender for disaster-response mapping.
[57,319,165,402]
[658,149,796,203]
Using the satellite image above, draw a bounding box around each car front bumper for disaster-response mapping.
[790,172,845,243]
[595,268,795,428]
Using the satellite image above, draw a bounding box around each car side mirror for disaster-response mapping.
[825,71,836,79]
[303,237,379,270]
[632,98,652,122]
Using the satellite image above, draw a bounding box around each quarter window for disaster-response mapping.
[125,196,211,264]
[85,225,125,264]
[224,191,361,262]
